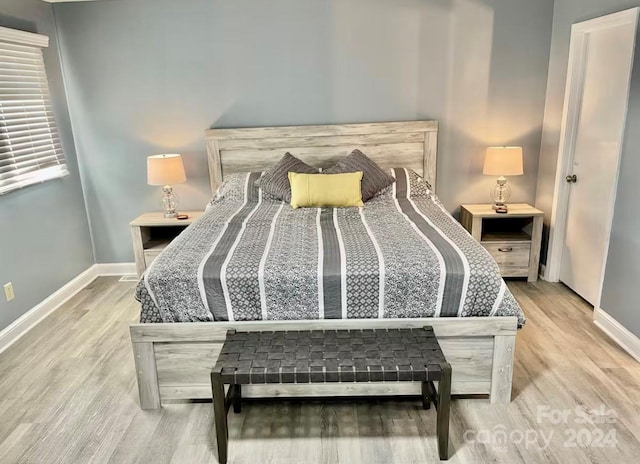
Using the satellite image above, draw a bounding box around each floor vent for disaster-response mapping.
[119,275,139,282]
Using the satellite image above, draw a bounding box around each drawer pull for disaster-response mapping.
[498,247,513,253]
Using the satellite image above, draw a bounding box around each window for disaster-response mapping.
[0,26,67,195]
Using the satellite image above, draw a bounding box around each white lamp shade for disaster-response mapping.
[483,147,524,176]
[147,154,186,185]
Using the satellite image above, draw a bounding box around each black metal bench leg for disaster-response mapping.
[232,384,242,413]
[437,362,452,460]
[421,381,431,409]
[211,372,228,464]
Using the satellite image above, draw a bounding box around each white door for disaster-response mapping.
[559,12,637,306]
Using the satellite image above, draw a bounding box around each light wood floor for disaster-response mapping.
[0,278,638,463]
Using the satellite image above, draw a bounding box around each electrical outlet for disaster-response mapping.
[3,282,14,302]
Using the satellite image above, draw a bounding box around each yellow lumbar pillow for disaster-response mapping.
[288,172,364,209]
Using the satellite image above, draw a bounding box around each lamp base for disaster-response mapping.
[492,203,509,213]
[489,177,511,213]
[161,185,179,219]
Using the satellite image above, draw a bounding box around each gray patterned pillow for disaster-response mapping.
[213,172,278,203]
[406,168,433,196]
[255,153,319,202]
[324,149,396,201]
[371,168,434,202]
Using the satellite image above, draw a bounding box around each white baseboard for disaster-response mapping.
[0,266,98,355]
[539,264,547,281]
[94,262,137,276]
[594,307,640,363]
[0,262,137,355]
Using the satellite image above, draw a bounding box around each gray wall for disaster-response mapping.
[54,0,554,263]
[536,0,640,337]
[0,0,93,331]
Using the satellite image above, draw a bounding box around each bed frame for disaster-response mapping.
[129,121,518,409]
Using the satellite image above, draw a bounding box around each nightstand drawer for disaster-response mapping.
[142,239,170,269]
[144,249,163,267]
[482,241,531,277]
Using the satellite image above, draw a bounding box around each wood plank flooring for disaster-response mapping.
[0,277,638,463]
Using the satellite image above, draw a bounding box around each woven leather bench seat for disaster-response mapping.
[214,328,446,385]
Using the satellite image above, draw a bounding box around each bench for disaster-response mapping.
[211,327,452,463]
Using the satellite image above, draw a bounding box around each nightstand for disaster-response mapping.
[130,211,203,276]
[460,204,543,282]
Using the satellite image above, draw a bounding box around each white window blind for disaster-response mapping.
[0,26,67,195]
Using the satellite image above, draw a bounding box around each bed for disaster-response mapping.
[129,121,523,409]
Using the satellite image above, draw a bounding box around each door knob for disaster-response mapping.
[566,174,577,183]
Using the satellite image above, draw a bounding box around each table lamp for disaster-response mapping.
[483,147,523,212]
[147,154,186,218]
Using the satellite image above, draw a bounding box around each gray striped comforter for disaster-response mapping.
[136,169,525,325]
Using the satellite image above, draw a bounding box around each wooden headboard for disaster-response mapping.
[204,120,438,194]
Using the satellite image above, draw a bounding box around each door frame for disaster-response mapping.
[545,7,639,306]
